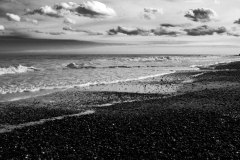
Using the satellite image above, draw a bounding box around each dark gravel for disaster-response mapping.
[1,62,240,159]
[1,87,240,159]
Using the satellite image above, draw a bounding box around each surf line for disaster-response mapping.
[0,110,95,134]
[1,71,176,102]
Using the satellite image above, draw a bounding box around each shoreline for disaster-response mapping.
[0,70,176,102]
[1,60,240,159]
[0,60,238,125]
[0,58,239,104]
[2,56,240,103]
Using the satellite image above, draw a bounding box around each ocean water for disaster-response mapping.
[0,54,239,102]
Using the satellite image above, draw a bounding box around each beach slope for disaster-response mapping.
[1,61,240,159]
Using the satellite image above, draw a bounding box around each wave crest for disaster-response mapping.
[66,63,160,69]
[66,63,96,69]
[0,71,175,95]
[0,65,40,75]
[122,56,176,62]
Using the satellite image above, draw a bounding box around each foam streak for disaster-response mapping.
[0,110,95,133]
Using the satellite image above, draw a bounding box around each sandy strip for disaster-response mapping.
[0,110,95,134]
[90,96,164,107]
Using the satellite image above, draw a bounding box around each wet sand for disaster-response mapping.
[1,61,240,159]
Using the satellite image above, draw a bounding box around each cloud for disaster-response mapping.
[54,2,79,10]
[226,27,240,37]
[74,1,116,18]
[140,7,163,20]
[22,17,39,25]
[108,26,152,36]
[24,9,31,13]
[5,13,38,25]
[5,12,39,26]
[0,0,29,17]
[185,0,203,3]
[144,8,163,14]
[140,13,156,20]
[26,6,64,18]
[234,18,240,24]
[227,32,240,37]
[214,0,220,4]
[27,1,116,19]
[64,18,76,24]
[63,26,105,35]
[185,8,218,22]
[0,25,5,31]
[151,27,186,36]
[160,23,193,28]
[108,26,185,36]
[48,32,65,35]
[29,30,65,35]
[6,13,21,22]
[184,25,226,36]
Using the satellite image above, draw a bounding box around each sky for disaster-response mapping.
[1,0,240,43]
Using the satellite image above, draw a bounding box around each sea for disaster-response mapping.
[0,53,239,102]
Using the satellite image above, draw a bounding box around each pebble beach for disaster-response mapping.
[1,60,240,159]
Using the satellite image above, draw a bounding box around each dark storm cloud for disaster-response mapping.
[185,8,218,22]
[184,25,226,36]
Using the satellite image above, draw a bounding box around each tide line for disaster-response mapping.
[0,110,95,134]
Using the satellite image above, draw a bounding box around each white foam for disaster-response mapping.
[8,96,32,102]
[92,99,139,107]
[182,79,194,83]
[0,71,175,101]
[0,65,40,75]
[0,110,95,133]
[122,56,176,62]
[192,73,205,78]
[190,60,234,70]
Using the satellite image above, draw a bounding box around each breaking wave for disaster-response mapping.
[121,55,225,63]
[121,56,179,62]
[65,63,159,69]
[66,63,97,69]
[0,65,41,75]
[190,61,230,70]
[0,71,175,95]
